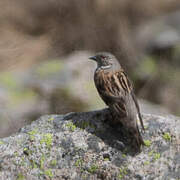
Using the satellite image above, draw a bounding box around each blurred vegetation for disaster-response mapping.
[36,61,64,77]
[0,0,180,137]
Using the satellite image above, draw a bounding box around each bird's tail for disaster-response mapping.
[129,123,144,152]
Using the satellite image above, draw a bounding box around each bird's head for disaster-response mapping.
[89,52,120,70]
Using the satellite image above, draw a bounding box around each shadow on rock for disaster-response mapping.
[54,108,142,156]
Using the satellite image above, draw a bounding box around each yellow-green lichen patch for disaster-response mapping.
[23,147,32,156]
[19,156,26,167]
[28,129,38,141]
[144,125,148,130]
[36,61,63,77]
[163,132,171,141]
[40,133,53,149]
[0,140,4,145]
[148,150,154,157]
[14,151,19,157]
[40,155,45,169]
[30,159,38,169]
[144,140,152,147]
[44,169,53,178]
[48,117,54,122]
[104,158,110,161]
[148,150,161,162]
[17,173,25,180]
[78,121,89,129]
[118,167,128,179]
[88,164,98,174]
[122,154,126,158]
[75,159,83,168]
[66,122,76,132]
[76,120,96,130]
[50,159,57,167]
[143,161,150,165]
[153,153,161,161]
[23,147,28,153]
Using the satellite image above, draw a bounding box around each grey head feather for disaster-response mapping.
[89,52,121,72]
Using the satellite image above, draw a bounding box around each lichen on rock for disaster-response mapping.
[0,109,179,180]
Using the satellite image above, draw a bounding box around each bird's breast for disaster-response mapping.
[94,69,127,96]
[94,69,112,91]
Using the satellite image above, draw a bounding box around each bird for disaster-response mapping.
[89,52,144,151]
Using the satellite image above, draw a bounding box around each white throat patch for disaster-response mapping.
[100,64,112,70]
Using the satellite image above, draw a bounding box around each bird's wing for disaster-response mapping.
[98,89,127,115]
[95,70,144,124]
[114,71,145,130]
[95,70,131,116]
[111,71,133,116]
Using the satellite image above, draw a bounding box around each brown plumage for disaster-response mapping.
[89,52,144,151]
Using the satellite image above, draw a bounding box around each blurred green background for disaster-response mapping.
[0,0,180,137]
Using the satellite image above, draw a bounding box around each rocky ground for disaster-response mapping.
[0,109,179,180]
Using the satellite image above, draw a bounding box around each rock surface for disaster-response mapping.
[0,109,179,180]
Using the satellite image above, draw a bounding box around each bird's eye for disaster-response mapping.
[101,56,106,59]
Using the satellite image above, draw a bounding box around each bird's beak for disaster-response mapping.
[89,56,97,61]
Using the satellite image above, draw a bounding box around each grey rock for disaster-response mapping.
[0,109,179,180]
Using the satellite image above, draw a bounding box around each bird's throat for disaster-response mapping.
[100,64,112,70]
